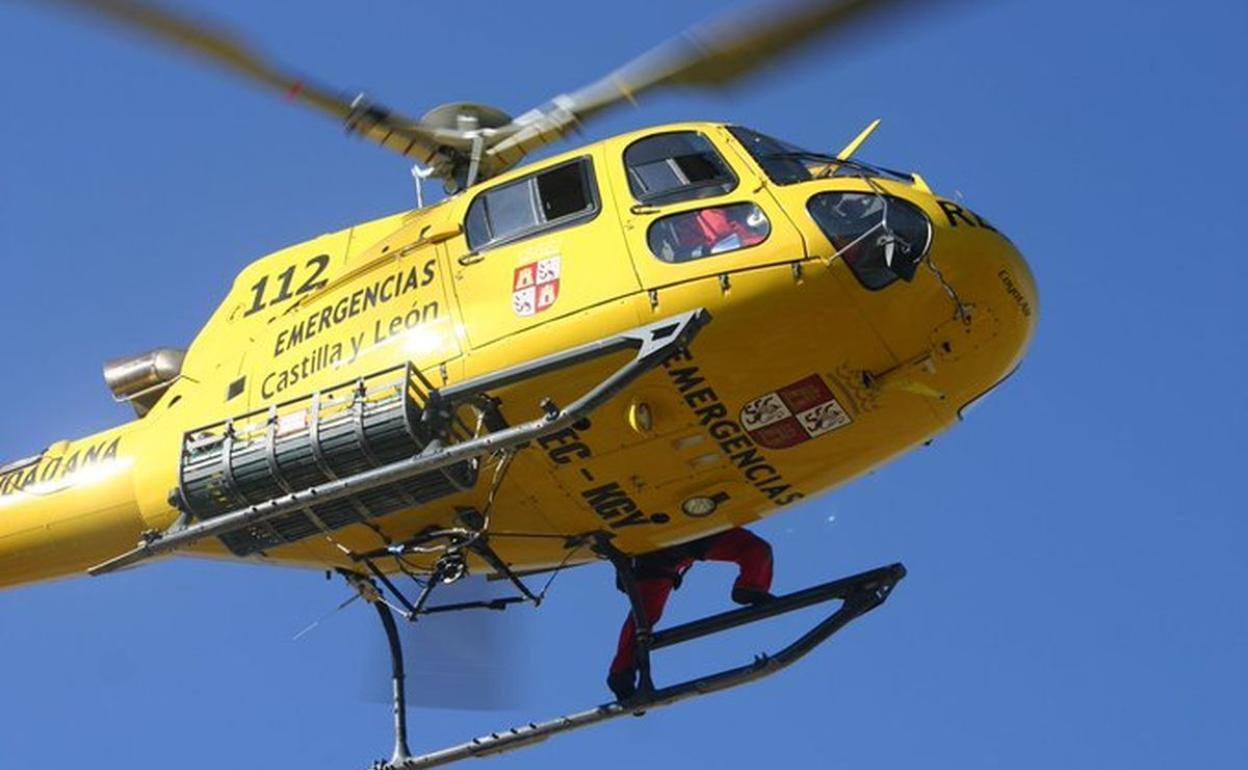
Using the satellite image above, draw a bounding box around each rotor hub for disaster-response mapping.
[419,102,513,134]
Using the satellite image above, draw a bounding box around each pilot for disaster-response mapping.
[607,527,775,701]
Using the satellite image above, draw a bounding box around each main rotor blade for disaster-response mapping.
[33,0,449,163]
[489,0,949,167]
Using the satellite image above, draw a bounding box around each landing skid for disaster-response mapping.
[361,552,906,770]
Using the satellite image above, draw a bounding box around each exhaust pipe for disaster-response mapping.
[103,348,185,416]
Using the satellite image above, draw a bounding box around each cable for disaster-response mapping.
[537,539,590,600]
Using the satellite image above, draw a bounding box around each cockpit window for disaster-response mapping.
[729,125,916,187]
[807,192,932,290]
[624,132,737,205]
[647,203,770,263]
[466,157,598,251]
[727,126,814,185]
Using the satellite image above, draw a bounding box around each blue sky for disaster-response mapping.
[1,1,1245,768]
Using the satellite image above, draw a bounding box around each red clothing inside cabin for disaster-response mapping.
[674,207,766,254]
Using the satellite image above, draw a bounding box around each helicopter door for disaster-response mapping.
[608,128,806,289]
[446,152,642,349]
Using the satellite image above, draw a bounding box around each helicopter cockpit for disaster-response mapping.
[454,120,937,294]
[725,125,933,288]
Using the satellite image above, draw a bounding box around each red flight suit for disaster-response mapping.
[673,207,767,257]
[609,527,774,677]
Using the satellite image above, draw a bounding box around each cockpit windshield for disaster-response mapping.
[727,126,915,187]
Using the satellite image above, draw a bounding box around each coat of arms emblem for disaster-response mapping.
[739,374,852,449]
[513,257,561,317]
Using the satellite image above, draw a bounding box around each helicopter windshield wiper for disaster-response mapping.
[759,150,840,162]
[828,157,916,181]
[784,153,914,183]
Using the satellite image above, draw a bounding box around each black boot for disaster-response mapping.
[607,668,637,701]
[731,586,776,606]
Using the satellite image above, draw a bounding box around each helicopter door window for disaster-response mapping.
[485,180,540,238]
[624,132,737,205]
[465,198,491,247]
[537,162,592,220]
[465,157,599,251]
[646,202,771,263]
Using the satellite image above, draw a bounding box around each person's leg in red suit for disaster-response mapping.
[606,556,690,700]
[605,528,775,700]
[609,578,673,675]
[702,527,775,605]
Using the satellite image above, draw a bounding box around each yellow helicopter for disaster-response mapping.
[0,0,1036,766]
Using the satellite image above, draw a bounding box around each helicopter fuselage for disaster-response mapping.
[0,122,1037,589]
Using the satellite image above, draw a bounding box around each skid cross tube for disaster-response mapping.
[358,533,543,622]
[88,309,709,576]
[467,538,542,607]
[375,562,906,770]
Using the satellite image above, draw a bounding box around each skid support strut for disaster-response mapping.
[344,535,549,769]
[375,601,413,767]
[372,560,907,770]
[340,571,414,768]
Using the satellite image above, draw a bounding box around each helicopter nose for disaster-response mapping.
[827,196,1039,416]
[926,227,1038,412]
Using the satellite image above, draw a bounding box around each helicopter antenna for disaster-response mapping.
[410,163,435,209]
[837,118,882,161]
